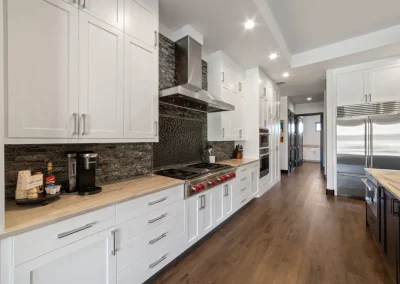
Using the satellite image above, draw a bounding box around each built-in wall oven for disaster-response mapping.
[259,129,270,179]
[260,129,270,148]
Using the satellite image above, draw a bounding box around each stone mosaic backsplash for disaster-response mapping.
[4,33,234,199]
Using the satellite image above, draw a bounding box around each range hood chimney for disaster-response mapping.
[159,36,235,113]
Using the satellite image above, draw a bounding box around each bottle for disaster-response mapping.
[45,161,56,191]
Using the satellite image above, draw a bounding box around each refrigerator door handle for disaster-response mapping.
[370,118,373,168]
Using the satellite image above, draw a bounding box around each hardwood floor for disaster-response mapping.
[152,162,393,284]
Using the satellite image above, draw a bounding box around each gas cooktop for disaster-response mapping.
[154,163,236,198]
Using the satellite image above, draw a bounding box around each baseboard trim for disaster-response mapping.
[326,189,334,196]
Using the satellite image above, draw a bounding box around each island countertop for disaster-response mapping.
[365,168,400,199]
[1,175,185,240]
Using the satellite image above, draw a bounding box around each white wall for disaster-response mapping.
[302,115,321,162]
[0,0,4,230]
[295,101,324,114]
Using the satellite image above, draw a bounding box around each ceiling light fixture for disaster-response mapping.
[283,72,289,78]
[244,20,255,29]
[269,53,278,60]
[307,97,312,101]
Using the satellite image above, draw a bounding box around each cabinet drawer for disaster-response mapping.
[14,206,115,265]
[366,204,379,244]
[234,191,253,212]
[117,213,184,273]
[233,176,251,199]
[236,162,258,179]
[117,233,184,284]
[116,184,184,224]
[117,199,184,245]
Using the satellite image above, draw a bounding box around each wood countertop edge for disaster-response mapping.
[365,168,400,200]
[1,177,185,240]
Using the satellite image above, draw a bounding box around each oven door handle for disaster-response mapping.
[260,153,271,158]
[259,133,270,136]
[361,178,375,192]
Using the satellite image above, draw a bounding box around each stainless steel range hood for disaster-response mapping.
[159,36,235,113]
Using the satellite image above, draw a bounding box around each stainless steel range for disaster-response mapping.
[154,163,236,198]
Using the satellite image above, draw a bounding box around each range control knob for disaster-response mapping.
[230,173,236,178]
[225,175,230,180]
[192,185,200,192]
[200,184,205,190]
[209,180,216,186]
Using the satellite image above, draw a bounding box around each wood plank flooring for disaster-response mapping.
[152,163,393,284]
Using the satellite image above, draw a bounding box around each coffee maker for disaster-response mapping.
[76,152,102,196]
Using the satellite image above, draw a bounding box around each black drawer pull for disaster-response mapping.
[391,199,399,217]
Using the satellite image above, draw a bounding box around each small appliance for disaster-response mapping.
[77,152,102,196]
[67,153,77,193]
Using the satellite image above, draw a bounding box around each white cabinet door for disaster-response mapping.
[186,195,203,248]
[14,228,116,284]
[369,64,400,103]
[212,185,225,226]
[259,97,265,128]
[251,169,258,197]
[7,0,79,138]
[125,0,158,47]
[221,89,239,140]
[79,0,124,30]
[124,35,158,139]
[336,71,367,106]
[223,183,234,217]
[201,191,214,236]
[79,12,124,139]
[238,94,246,140]
[222,63,231,90]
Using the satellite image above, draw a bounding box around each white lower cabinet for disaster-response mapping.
[250,166,259,197]
[14,227,117,284]
[212,183,234,226]
[186,190,215,248]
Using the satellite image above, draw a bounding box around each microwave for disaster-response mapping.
[260,129,270,149]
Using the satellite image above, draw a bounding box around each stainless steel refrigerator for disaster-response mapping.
[337,102,400,199]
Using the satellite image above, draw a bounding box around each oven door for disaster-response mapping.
[362,178,378,218]
[259,152,270,179]
[260,132,269,148]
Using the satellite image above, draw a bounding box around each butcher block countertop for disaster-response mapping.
[365,168,400,200]
[1,175,184,240]
[218,158,259,167]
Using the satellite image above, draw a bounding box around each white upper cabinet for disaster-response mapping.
[7,0,79,139]
[125,0,158,47]
[336,70,368,106]
[222,63,231,90]
[124,35,158,139]
[369,64,400,103]
[79,12,124,139]
[78,0,124,30]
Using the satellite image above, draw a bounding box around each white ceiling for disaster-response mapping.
[289,93,324,104]
[159,0,400,99]
[267,0,400,53]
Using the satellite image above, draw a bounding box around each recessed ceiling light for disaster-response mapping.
[269,53,278,60]
[283,72,289,78]
[307,97,312,101]
[244,20,255,29]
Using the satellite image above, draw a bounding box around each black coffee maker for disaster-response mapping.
[77,152,102,196]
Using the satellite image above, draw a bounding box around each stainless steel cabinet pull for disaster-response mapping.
[222,72,225,82]
[148,197,167,206]
[364,94,367,103]
[154,31,158,47]
[241,187,247,192]
[111,230,117,255]
[149,254,167,268]
[369,94,372,103]
[82,0,86,8]
[251,172,254,182]
[154,121,158,137]
[148,213,167,224]
[81,114,87,136]
[58,222,96,239]
[391,199,399,216]
[240,169,247,172]
[149,232,168,244]
[224,185,229,197]
[203,195,206,208]
[222,128,225,138]
[240,177,247,181]
[241,198,246,204]
[239,82,242,91]
[199,195,204,210]
[73,113,78,136]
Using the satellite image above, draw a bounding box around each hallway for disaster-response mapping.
[152,163,393,284]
